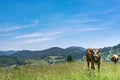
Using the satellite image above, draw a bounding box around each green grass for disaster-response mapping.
[0,62,120,80]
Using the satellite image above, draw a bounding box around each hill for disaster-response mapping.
[0,56,26,67]
[10,47,86,60]
[10,43,120,61]
[67,46,86,51]
[101,43,120,60]
[0,50,16,56]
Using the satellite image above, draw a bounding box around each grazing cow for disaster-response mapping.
[86,48,101,72]
[111,54,120,64]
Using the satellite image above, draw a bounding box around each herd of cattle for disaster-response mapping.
[86,48,120,72]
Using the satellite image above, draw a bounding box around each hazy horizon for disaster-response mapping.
[0,0,120,50]
[0,43,119,51]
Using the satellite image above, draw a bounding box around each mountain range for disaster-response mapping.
[10,47,86,60]
[0,50,16,56]
[0,43,120,61]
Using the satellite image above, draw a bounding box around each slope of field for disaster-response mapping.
[0,62,120,80]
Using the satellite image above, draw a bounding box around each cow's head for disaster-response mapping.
[91,48,101,62]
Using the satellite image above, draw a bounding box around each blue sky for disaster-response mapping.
[0,0,120,50]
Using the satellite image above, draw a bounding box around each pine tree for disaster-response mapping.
[66,55,73,62]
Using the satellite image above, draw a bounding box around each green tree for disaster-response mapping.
[66,55,73,62]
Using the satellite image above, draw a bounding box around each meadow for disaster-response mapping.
[0,61,120,80]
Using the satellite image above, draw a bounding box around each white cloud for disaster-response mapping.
[14,32,62,39]
[0,21,39,32]
[67,18,99,24]
[61,27,106,36]
[15,27,104,39]
[20,38,51,44]
[14,31,62,44]
[80,27,105,31]
[0,26,22,32]
[14,33,40,39]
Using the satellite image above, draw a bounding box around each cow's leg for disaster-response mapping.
[87,60,90,70]
[98,62,100,73]
[115,58,118,64]
[91,61,95,71]
[117,58,118,63]
[115,60,117,64]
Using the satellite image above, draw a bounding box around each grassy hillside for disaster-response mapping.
[0,56,26,67]
[0,62,120,80]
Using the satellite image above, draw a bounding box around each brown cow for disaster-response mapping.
[86,48,101,72]
[111,54,120,64]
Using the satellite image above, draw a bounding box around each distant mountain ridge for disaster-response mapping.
[0,44,120,61]
[67,46,86,51]
[101,43,120,60]
[10,46,86,59]
[0,50,16,56]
